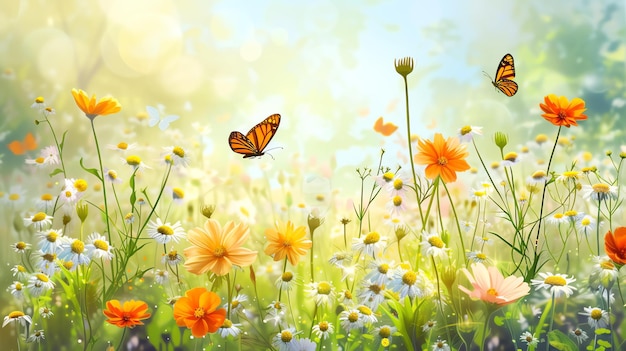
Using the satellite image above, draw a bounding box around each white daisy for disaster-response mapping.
[530,272,576,298]
[147,218,185,244]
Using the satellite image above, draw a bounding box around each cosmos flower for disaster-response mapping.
[173,287,226,337]
[415,133,470,183]
[71,88,121,120]
[604,227,626,265]
[264,220,311,266]
[103,300,151,328]
[458,263,530,306]
[539,94,587,127]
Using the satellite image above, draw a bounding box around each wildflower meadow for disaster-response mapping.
[1,1,625,351]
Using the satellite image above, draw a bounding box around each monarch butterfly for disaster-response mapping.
[373,116,398,136]
[228,114,281,158]
[8,132,37,155]
[487,53,518,97]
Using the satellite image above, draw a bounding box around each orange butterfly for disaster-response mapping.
[229,114,281,158]
[8,132,37,155]
[373,116,398,136]
[486,53,518,97]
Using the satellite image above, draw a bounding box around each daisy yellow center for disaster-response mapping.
[482,236,489,242]
[35,96,44,103]
[125,213,134,222]
[437,341,446,348]
[36,273,49,282]
[317,282,331,295]
[357,305,372,315]
[16,242,27,250]
[9,193,20,201]
[194,307,205,319]
[281,272,294,282]
[581,217,591,226]
[521,146,529,153]
[297,203,306,209]
[172,146,185,158]
[379,326,391,338]
[574,329,582,336]
[474,190,486,197]
[402,271,417,285]
[437,156,448,166]
[428,236,444,248]
[564,210,578,217]
[348,311,359,323]
[63,261,74,270]
[35,157,45,164]
[476,253,487,260]
[157,225,174,236]
[503,152,518,162]
[590,309,603,320]
[592,183,610,194]
[460,125,472,135]
[74,179,88,192]
[280,330,293,342]
[486,288,498,296]
[32,212,47,222]
[273,302,282,309]
[94,239,109,251]
[525,335,534,342]
[382,172,395,182]
[364,232,380,245]
[15,283,23,290]
[393,178,404,190]
[126,155,141,166]
[213,245,226,257]
[562,171,579,178]
[43,253,56,262]
[532,170,547,179]
[553,213,564,219]
[316,194,325,202]
[8,311,25,319]
[369,284,382,294]
[221,319,233,328]
[167,251,178,260]
[344,290,352,299]
[64,190,72,198]
[318,321,329,331]
[535,134,548,143]
[491,162,500,169]
[17,265,26,272]
[239,206,250,217]
[164,155,173,164]
[600,261,615,270]
[107,170,118,180]
[544,275,566,286]
[71,240,85,254]
[378,264,389,274]
[41,193,53,201]
[172,187,184,199]
[392,195,402,206]
[117,142,128,150]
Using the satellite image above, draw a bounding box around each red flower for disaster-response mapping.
[173,287,226,337]
[605,227,626,265]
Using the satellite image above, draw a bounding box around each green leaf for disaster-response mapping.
[595,328,611,335]
[79,158,101,180]
[59,130,69,150]
[494,315,505,326]
[596,340,611,348]
[129,173,136,207]
[49,168,64,177]
[547,330,578,351]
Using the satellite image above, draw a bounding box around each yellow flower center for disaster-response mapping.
[41,193,53,201]
[581,217,591,226]
[460,125,472,135]
[8,311,25,319]
[221,319,233,328]
[16,265,26,272]
[392,195,402,207]
[164,154,173,164]
[172,146,185,158]
[428,235,444,248]
[381,338,390,347]
[378,263,389,274]
[281,272,294,282]
[357,305,372,315]
[562,171,580,178]
[15,283,23,290]
[194,307,205,318]
[544,275,566,286]
[382,172,395,182]
[553,213,564,219]
[316,194,325,202]
[473,190,486,197]
[35,96,44,103]
[535,134,548,143]
[592,183,610,194]
[74,179,88,192]
[71,240,85,254]
[369,284,382,294]
[503,152,518,162]
[317,281,331,295]
[476,253,487,260]
[9,193,20,201]
[35,157,45,164]
[280,330,293,342]
[15,242,27,250]
[491,162,500,169]
[347,311,359,323]
[378,325,391,338]
[402,270,417,285]
[117,142,128,150]
[343,290,352,299]
[437,156,448,166]
[231,300,239,308]
[107,170,118,180]
[64,190,72,198]
[590,308,603,321]
[364,232,380,245]
[32,212,47,222]
[167,250,178,260]
[157,225,174,236]
[318,321,329,331]
[126,155,141,166]
[94,239,109,251]
[213,245,226,257]
[239,206,250,217]
[600,260,614,270]
[273,302,282,309]
[43,253,55,262]
[36,273,49,282]
[393,178,404,190]
[564,210,578,217]
[172,187,184,199]
[63,261,74,270]
[532,170,547,179]
[486,288,498,296]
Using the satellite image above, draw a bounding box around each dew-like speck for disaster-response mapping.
[77,339,82,344]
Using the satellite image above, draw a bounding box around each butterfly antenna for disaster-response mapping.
[482,71,492,80]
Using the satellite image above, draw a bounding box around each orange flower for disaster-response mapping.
[184,219,257,276]
[264,220,311,266]
[605,227,626,265]
[103,300,150,328]
[173,287,226,337]
[539,94,587,127]
[71,88,121,120]
[415,133,470,183]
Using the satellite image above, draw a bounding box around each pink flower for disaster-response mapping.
[458,263,530,306]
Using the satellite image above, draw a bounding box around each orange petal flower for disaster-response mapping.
[103,300,150,328]
[184,219,257,276]
[264,220,311,266]
[415,133,470,183]
[539,94,587,127]
[71,88,121,120]
[173,287,226,337]
[605,227,626,265]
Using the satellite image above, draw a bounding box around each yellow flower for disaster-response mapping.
[71,88,121,120]
[264,220,311,266]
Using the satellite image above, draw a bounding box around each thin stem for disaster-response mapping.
[535,126,562,249]
[90,119,112,242]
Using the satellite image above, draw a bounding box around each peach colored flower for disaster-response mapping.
[173,287,226,337]
[458,263,530,306]
[71,88,121,120]
[539,94,587,127]
[184,219,257,276]
[605,227,626,265]
[103,300,150,328]
[264,220,311,266]
[415,133,470,183]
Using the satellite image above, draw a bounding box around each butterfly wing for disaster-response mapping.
[8,132,37,155]
[244,114,280,154]
[228,131,260,158]
[158,114,180,130]
[146,106,161,127]
[492,53,518,96]
[373,116,398,136]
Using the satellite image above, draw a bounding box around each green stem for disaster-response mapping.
[90,119,112,242]
[535,126,562,249]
